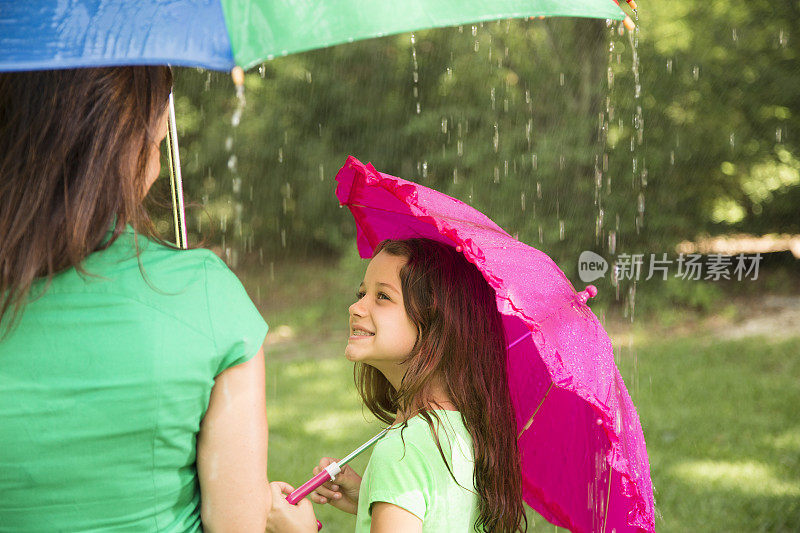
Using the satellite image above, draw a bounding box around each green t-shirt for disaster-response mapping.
[0,225,268,531]
[355,410,479,532]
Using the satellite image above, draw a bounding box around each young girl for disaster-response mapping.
[311,238,526,532]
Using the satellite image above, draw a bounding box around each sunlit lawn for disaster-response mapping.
[249,261,800,531]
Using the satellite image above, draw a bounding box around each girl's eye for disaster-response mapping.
[356,291,366,300]
[378,292,390,300]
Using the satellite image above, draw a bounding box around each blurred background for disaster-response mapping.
[151,1,799,530]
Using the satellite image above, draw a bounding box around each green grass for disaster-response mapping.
[248,258,800,531]
[619,334,800,532]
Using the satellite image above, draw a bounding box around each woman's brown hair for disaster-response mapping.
[356,238,526,532]
[0,66,174,334]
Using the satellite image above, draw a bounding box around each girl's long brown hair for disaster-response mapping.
[0,67,174,334]
[356,238,526,532]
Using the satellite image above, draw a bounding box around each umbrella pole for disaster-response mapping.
[166,91,188,249]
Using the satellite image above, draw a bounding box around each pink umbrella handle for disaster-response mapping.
[286,467,341,531]
[286,469,333,504]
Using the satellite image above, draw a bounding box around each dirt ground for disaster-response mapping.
[712,294,800,341]
[604,293,800,344]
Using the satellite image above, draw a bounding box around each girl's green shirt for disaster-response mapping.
[0,226,268,531]
[355,409,479,532]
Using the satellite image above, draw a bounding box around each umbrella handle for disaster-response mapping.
[286,464,341,531]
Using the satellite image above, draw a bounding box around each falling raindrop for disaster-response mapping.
[231,107,242,127]
[776,128,783,142]
[692,65,700,80]
[410,32,421,114]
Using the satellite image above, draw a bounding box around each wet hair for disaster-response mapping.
[356,238,526,532]
[0,66,174,334]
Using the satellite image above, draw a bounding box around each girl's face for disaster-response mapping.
[345,251,418,384]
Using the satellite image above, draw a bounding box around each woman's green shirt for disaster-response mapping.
[0,226,268,531]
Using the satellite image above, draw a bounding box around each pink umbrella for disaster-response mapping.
[335,156,655,533]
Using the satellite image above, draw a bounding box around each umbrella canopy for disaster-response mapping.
[0,0,626,72]
[335,156,655,533]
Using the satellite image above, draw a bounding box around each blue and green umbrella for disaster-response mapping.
[0,1,629,73]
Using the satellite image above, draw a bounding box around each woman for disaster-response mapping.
[0,67,315,531]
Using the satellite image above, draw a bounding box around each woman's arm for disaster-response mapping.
[370,502,423,533]
[197,347,270,532]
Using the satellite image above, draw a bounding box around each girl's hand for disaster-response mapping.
[309,457,362,515]
[266,481,318,533]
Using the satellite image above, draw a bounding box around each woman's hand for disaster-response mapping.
[308,457,362,515]
[266,482,318,533]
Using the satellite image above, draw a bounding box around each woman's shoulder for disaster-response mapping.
[90,228,234,286]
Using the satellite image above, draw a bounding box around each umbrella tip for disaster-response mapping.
[623,15,636,32]
[231,66,245,87]
[455,245,463,252]
[578,285,598,304]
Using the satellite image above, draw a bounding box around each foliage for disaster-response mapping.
[165,0,798,292]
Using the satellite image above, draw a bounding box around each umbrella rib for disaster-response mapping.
[517,382,554,440]
[506,331,530,350]
[602,461,613,533]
